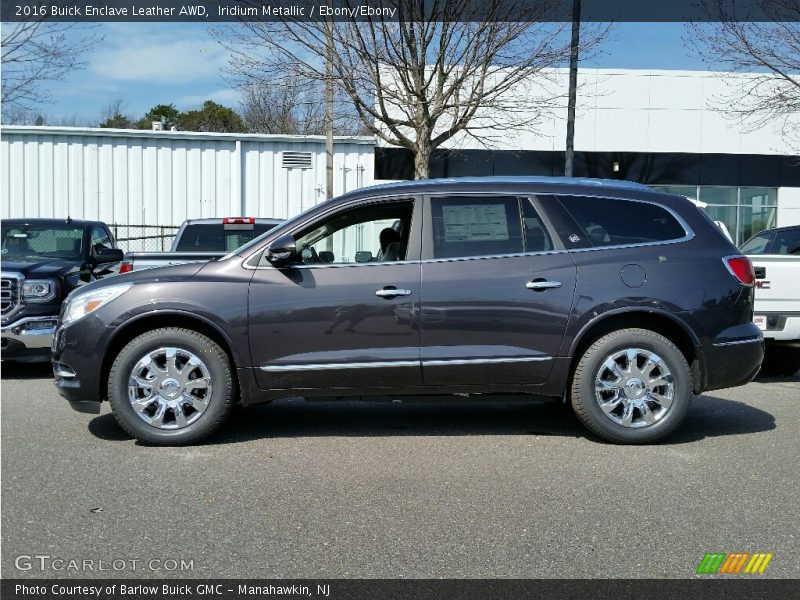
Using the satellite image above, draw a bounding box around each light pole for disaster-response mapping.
[565,0,581,177]
[325,1,334,200]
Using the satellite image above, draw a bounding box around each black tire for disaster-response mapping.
[759,346,800,377]
[570,328,692,444]
[107,327,236,445]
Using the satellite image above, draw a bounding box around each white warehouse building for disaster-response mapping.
[3,68,799,248]
[376,68,800,245]
[1,126,375,230]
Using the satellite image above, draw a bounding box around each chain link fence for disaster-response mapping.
[110,224,180,253]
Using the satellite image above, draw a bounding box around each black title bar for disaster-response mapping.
[2,579,799,600]
[2,0,800,22]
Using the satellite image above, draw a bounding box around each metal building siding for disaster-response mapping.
[1,127,375,225]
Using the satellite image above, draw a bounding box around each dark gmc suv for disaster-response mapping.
[52,177,764,445]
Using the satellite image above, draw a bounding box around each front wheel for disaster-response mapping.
[570,328,692,444]
[107,327,236,445]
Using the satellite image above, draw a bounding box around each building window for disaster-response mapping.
[650,186,777,245]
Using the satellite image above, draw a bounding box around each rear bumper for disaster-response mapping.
[754,312,800,346]
[1,316,59,362]
[701,323,764,392]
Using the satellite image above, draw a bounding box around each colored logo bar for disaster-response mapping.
[696,552,774,574]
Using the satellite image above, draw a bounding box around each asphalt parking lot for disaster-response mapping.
[1,363,798,579]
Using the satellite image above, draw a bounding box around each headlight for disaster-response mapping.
[22,279,58,302]
[62,284,132,325]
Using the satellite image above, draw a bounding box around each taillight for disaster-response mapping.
[723,256,754,286]
[119,261,133,274]
[223,217,255,224]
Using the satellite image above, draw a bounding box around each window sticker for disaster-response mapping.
[442,204,509,242]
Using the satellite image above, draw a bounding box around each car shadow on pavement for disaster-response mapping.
[87,393,776,446]
[751,372,800,385]
[1,361,52,380]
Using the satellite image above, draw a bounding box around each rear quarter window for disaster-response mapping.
[558,195,686,247]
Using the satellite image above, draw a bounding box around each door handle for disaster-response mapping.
[375,286,412,298]
[526,280,562,291]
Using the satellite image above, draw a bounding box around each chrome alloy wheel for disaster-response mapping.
[127,347,213,430]
[594,348,675,428]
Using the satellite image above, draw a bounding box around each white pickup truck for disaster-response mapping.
[741,225,800,376]
[120,217,282,272]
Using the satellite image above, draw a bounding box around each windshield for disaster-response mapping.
[1,224,84,260]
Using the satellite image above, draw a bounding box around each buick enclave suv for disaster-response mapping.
[52,177,763,445]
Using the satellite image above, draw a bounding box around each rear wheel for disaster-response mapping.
[570,328,692,444]
[107,327,236,445]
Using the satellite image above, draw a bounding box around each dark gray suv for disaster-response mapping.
[52,177,763,445]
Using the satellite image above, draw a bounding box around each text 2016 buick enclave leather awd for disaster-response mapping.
[52,177,763,445]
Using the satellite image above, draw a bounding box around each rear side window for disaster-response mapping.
[558,195,686,247]
[431,196,523,259]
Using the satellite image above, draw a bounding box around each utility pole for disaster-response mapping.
[325,2,334,200]
[564,0,581,177]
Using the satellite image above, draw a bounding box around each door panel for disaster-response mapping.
[420,254,577,385]
[249,197,423,391]
[419,194,576,386]
[250,262,422,390]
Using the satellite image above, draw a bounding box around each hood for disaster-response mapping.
[71,260,208,297]
[0,257,80,279]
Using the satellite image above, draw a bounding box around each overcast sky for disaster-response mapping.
[9,22,713,124]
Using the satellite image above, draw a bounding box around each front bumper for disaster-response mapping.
[52,314,110,413]
[1,315,59,362]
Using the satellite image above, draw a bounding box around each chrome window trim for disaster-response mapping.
[245,235,694,270]
[253,259,422,271]
[419,249,568,264]
[243,188,695,269]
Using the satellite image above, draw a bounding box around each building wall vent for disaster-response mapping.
[282,151,313,169]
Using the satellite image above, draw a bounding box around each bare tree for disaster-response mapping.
[98,96,135,128]
[240,79,327,134]
[1,20,101,110]
[224,0,607,178]
[688,1,800,150]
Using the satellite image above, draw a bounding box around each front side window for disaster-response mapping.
[287,200,414,265]
[90,226,113,253]
[558,195,686,247]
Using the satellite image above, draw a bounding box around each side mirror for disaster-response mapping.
[266,234,298,265]
[91,248,124,265]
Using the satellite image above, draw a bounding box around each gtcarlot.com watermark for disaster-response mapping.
[14,554,194,572]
